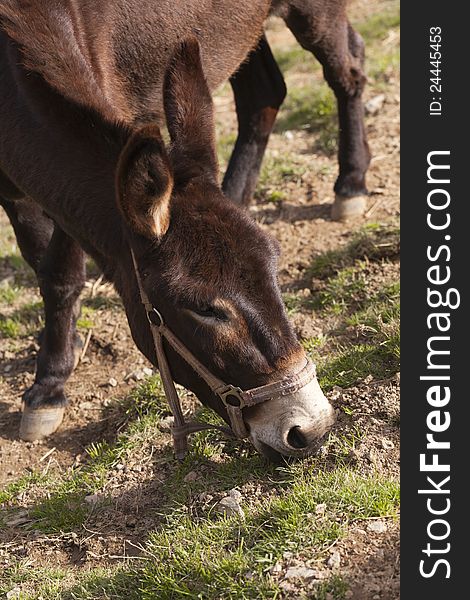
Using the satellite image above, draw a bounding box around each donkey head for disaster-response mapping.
[116,39,335,461]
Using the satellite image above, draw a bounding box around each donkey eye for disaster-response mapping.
[192,305,228,321]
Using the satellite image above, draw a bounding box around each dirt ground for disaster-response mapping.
[1,1,400,597]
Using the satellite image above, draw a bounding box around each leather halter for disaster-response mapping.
[130,249,317,459]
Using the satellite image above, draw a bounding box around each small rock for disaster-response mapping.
[367,520,387,534]
[284,566,322,581]
[142,367,153,376]
[270,561,283,575]
[198,492,213,503]
[159,416,174,432]
[282,551,293,559]
[279,581,296,593]
[330,386,343,401]
[315,503,327,514]
[216,495,244,519]
[184,471,198,482]
[124,370,139,382]
[284,130,294,140]
[229,488,242,501]
[84,493,100,505]
[365,94,385,115]
[108,377,118,387]
[6,587,21,599]
[381,438,395,450]
[79,401,96,410]
[327,551,341,569]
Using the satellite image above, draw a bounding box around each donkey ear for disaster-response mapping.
[164,38,218,182]
[116,125,174,239]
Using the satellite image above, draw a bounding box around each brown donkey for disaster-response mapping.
[0,1,368,460]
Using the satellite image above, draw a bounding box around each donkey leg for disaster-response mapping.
[2,195,84,366]
[0,196,53,271]
[285,4,371,220]
[222,35,287,206]
[19,225,86,440]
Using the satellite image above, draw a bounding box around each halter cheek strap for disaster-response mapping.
[130,248,317,460]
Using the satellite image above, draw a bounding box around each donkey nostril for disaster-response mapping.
[287,426,309,449]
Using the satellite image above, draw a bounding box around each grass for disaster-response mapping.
[97,466,397,598]
[0,281,21,303]
[258,154,306,189]
[0,300,44,338]
[288,224,400,390]
[273,45,318,75]
[0,368,399,598]
[216,132,238,168]
[275,86,338,154]
[0,463,398,599]
[0,472,46,505]
[356,8,401,43]
[309,224,400,279]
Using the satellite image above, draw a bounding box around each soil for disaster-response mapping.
[0,1,400,597]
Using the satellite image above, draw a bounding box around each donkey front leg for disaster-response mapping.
[285,3,371,219]
[20,224,86,441]
[223,35,287,206]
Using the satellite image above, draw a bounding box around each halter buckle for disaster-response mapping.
[147,307,164,328]
[217,385,246,409]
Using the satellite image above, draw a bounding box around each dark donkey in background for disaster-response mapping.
[0,0,368,461]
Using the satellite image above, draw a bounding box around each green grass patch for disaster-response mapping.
[317,342,399,391]
[76,306,97,330]
[0,562,140,600]
[23,375,170,534]
[216,132,237,167]
[356,7,400,43]
[0,300,44,338]
[32,490,89,533]
[347,287,400,361]
[0,316,22,338]
[315,575,349,600]
[309,224,400,279]
[139,467,398,599]
[0,281,21,303]
[0,376,399,598]
[367,48,400,87]
[312,264,369,314]
[83,294,121,311]
[275,86,337,154]
[0,472,47,506]
[256,153,306,200]
[273,45,318,74]
[125,374,173,420]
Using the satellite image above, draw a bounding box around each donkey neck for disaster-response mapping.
[0,37,132,272]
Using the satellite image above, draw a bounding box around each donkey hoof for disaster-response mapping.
[331,194,367,221]
[19,405,65,441]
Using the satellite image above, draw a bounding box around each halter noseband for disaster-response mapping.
[131,249,317,459]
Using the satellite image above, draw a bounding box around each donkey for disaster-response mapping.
[227,1,370,218]
[1,1,370,218]
[0,0,368,460]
